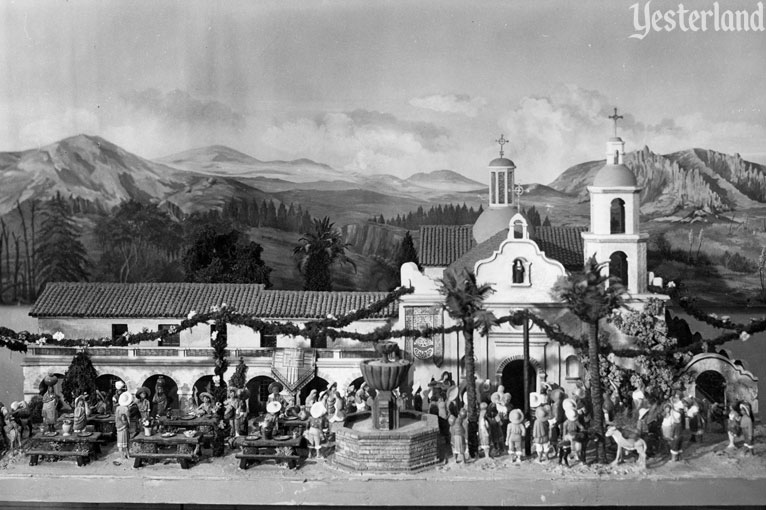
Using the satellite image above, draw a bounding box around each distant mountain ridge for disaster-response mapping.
[2,135,765,221]
[548,146,766,215]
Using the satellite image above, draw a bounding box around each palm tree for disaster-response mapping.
[293,217,355,291]
[438,268,497,457]
[551,255,625,463]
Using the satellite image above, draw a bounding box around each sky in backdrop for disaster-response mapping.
[1,0,764,184]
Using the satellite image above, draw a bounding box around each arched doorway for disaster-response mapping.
[609,251,628,287]
[95,374,125,395]
[246,376,275,417]
[142,374,180,414]
[696,370,726,405]
[300,376,329,405]
[610,198,625,234]
[192,375,227,405]
[501,360,536,411]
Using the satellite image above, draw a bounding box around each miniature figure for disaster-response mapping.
[260,401,281,439]
[72,394,91,433]
[669,408,683,461]
[687,400,702,443]
[234,392,248,437]
[506,408,526,463]
[739,403,754,455]
[116,391,133,459]
[305,389,319,409]
[135,387,151,422]
[112,380,126,408]
[562,407,584,464]
[412,385,423,413]
[153,376,169,417]
[41,375,61,434]
[557,439,572,466]
[533,403,551,463]
[450,408,467,464]
[196,392,215,416]
[478,402,491,459]
[726,405,741,449]
[307,402,328,458]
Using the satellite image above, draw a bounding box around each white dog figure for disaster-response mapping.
[606,426,647,469]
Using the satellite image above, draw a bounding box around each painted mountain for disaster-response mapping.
[0,135,277,217]
[549,146,766,217]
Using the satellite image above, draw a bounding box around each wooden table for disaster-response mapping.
[234,435,306,470]
[129,431,201,469]
[159,415,218,447]
[27,432,103,467]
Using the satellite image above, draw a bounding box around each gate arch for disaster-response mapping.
[679,353,759,416]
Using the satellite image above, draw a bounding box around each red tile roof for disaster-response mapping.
[30,282,396,320]
[533,226,587,269]
[250,291,396,319]
[419,225,476,267]
[30,283,266,318]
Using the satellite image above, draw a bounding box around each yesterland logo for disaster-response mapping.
[630,1,765,39]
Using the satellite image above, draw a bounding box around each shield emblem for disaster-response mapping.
[413,337,434,360]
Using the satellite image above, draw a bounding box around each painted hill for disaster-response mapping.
[0,135,278,216]
[405,169,484,192]
[157,146,349,183]
[548,146,766,216]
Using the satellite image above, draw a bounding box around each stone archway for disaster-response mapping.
[679,353,759,416]
[496,356,545,410]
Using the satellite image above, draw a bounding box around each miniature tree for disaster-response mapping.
[61,350,99,406]
[439,268,497,457]
[552,255,624,464]
[228,357,249,389]
[293,217,355,291]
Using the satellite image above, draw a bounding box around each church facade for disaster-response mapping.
[21,130,655,414]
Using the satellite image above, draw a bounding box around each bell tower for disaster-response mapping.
[581,108,648,293]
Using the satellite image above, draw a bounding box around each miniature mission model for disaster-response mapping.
[1,115,760,477]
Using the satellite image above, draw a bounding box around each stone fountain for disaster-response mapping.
[334,341,441,472]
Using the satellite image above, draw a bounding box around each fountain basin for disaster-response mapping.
[334,411,440,472]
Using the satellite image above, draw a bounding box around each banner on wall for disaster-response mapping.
[271,347,316,392]
[404,306,444,368]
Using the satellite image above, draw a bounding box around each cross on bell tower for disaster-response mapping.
[608,107,624,137]
[496,134,508,158]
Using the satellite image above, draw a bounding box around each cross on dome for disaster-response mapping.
[495,134,509,158]
[608,107,624,137]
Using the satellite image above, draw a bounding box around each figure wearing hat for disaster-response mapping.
[267,381,284,402]
[562,407,584,464]
[112,380,126,409]
[532,399,551,463]
[135,387,151,422]
[196,391,215,417]
[307,402,328,458]
[261,401,281,439]
[41,375,63,434]
[115,391,133,458]
[506,408,526,463]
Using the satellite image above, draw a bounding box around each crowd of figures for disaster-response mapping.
[398,371,758,467]
[0,370,758,468]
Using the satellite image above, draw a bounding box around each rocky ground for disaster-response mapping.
[1,426,765,506]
